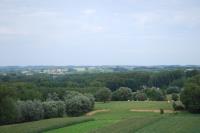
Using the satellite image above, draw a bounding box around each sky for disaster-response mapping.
[0,0,200,66]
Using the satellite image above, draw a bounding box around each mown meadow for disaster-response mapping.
[1,101,198,133]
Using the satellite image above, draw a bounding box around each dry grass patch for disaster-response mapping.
[86,109,110,116]
[130,109,174,113]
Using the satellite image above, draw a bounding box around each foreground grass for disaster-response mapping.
[44,101,172,133]
[45,120,119,133]
[0,117,93,133]
[90,116,162,133]
[136,114,200,133]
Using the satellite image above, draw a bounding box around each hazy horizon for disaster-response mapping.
[1,0,200,66]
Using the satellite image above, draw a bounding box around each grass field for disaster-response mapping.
[0,117,93,133]
[1,101,200,133]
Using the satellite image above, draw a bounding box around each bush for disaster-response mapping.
[171,93,179,101]
[17,100,44,122]
[160,108,164,114]
[65,95,92,116]
[172,101,185,111]
[180,75,200,113]
[112,87,132,101]
[46,92,60,101]
[0,97,18,125]
[166,86,180,94]
[95,88,112,103]
[84,93,95,110]
[63,91,82,100]
[56,101,66,117]
[135,92,147,101]
[144,87,165,101]
[43,101,65,119]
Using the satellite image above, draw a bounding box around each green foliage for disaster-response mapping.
[63,91,82,100]
[172,101,185,111]
[180,75,200,113]
[43,101,65,118]
[65,95,92,116]
[112,87,132,101]
[144,87,165,101]
[95,88,112,103]
[84,93,95,110]
[166,86,181,94]
[0,97,18,125]
[171,93,179,101]
[160,108,164,114]
[46,92,60,101]
[17,100,44,122]
[133,92,147,101]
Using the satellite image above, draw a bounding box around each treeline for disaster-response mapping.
[0,69,199,103]
[0,90,94,125]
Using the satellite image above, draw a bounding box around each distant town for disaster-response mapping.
[0,65,199,75]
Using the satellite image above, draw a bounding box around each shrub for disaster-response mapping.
[65,95,92,116]
[112,87,132,101]
[56,101,66,117]
[135,92,147,101]
[180,75,200,113]
[46,92,60,101]
[43,101,65,119]
[144,87,165,101]
[95,88,112,103]
[166,86,180,94]
[84,93,95,110]
[160,108,164,114]
[63,91,82,100]
[171,93,179,101]
[172,101,185,111]
[17,100,44,122]
[0,97,18,125]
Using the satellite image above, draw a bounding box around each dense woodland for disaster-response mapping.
[0,69,200,125]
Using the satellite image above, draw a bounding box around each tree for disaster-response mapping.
[84,93,95,110]
[43,101,65,118]
[46,92,60,101]
[166,86,180,94]
[65,95,92,116]
[17,100,44,122]
[64,91,94,116]
[63,91,82,100]
[112,87,132,101]
[0,86,17,125]
[0,97,18,125]
[180,75,200,113]
[144,87,165,101]
[95,88,112,103]
[171,93,179,101]
[134,92,147,101]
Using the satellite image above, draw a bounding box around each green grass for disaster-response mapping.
[0,117,93,133]
[44,101,173,133]
[136,114,200,133]
[45,120,119,133]
[1,101,200,133]
[90,117,162,133]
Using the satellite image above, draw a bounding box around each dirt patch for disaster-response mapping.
[86,109,110,116]
[130,109,174,113]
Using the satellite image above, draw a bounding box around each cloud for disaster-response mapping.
[81,25,104,33]
[0,27,28,35]
[82,9,96,15]
[20,11,60,17]
[130,12,161,28]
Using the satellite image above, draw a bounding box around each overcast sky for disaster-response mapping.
[0,0,200,66]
